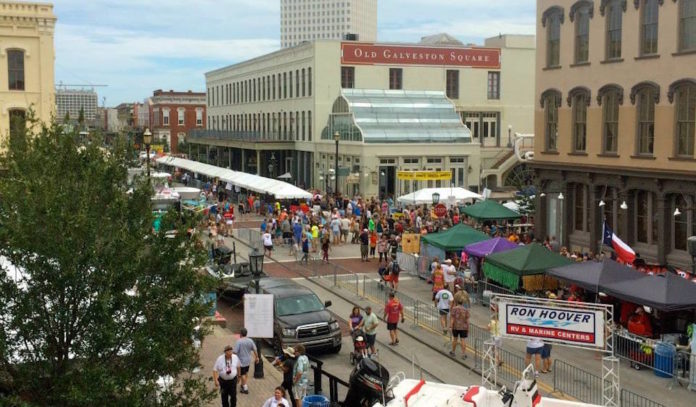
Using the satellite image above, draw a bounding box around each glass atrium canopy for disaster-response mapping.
[322,89,472,144]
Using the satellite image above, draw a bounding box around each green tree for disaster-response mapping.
[0,119,215,406]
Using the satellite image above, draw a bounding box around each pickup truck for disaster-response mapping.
[257,279,342,354]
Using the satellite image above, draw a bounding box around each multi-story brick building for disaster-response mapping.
[149,89,206,153]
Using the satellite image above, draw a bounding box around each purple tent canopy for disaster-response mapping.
[464,237,518,258]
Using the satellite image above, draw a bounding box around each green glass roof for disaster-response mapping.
[338,89,472,144]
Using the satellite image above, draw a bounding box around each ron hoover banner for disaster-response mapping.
[498,301,605,349]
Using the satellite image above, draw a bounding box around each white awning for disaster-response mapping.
[396,187,482,205]
[156,156,312,200]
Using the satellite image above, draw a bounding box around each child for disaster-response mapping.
[321,234,330,263]
[369,231,378,258]
[487,305,503,367]
[301,234,310,263]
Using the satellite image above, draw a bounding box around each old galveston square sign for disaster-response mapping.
[341,42,501,69]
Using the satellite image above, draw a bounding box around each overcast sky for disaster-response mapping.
[53,0,535,106]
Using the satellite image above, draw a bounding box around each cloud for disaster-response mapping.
[52,0,536,105]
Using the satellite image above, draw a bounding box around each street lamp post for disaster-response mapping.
[333,131,340,197]
[143,128,152,178]
[507,125,513,148]
[248,248,265,378]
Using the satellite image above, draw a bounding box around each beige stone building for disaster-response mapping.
[194,34,535,199]
[533,0,696,268]
[280,0,377,48]
[0,1,56,144]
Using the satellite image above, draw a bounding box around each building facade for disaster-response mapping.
[280,0,377,48]
[195,35,535,198]
[0,1,56,144]
[533,0,696,269]
[55,88,98,124]
[149,89,206,153]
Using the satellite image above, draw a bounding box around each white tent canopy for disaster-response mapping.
[396,187,482,205]
[156,156,312,200]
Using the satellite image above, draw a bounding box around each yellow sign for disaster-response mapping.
[397,170,452,181]
[151,144,165,153]
[401,233,421,254]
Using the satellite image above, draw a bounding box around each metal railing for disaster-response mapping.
[396,252,419,277]
[620,388,666,407]
[308,355,350,403]
[553,359,604,405]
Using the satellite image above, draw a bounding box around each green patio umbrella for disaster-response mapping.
[461,199,522,221]
[420,223,489,251]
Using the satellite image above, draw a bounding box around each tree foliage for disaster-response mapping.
[0,119,215,406]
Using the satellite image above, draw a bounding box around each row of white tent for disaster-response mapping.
[156,156,313,200]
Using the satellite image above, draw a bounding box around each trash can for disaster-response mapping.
[302,394,330,407]
[654,342,675,378]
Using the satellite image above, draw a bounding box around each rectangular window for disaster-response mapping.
[341,66,355,88]
[487,72,500,100]
[308,67,312,96]
[606,2,623,59]
[272,75,276,99]
[575,7,590,63]
[574,184,586,232]
[641,0,659,55]
[636,191,649,243]
[389,68,402,90]
[163,109,170,126]
[302,68,306,96]
[572,95,587,152]
[289,72,293,98]
[446,70,459,99]
[545,96,559,151]
[8,50,24,90]
[308,110,312,140]
[178,109,185,126]
[296,70,300,96]
[675,85,696,156]
[680,0,696,51]
[196,109,203,126]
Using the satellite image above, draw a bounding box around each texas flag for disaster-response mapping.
[602,221,636,264]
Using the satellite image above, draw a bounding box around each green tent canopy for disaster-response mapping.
[461,199,522,221]
[483,243,572,290]
[421,223,489,251]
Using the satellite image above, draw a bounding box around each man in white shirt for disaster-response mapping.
[213,345,241,407]
[262,231,273,257]
[434,288,453,335]
[443,259,457,291]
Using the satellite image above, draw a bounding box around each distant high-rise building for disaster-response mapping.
[56,88,98,124]
[280,0,377,48]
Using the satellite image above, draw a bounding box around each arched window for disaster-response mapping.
[679,0,696,52]
[598,84,623,153]
[568,87,590,152]
[541,89,562,151]
[631,81,659,155]
[601,0,626,59]
[668,79,696,157]
[571,1,594,63]
[542,6,564,67]
[7,50,24,90]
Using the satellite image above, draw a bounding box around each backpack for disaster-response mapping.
[390,261,400,275]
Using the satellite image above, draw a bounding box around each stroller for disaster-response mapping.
[349,328,369,365]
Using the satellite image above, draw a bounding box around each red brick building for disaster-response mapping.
[150,89,206,153]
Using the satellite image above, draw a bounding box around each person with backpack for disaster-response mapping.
[388,255,400,291]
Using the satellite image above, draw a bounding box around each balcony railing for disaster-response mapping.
[188,129,296,143]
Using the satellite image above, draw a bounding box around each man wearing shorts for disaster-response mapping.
[383,292,404,346]
[449,296,470,358]
[525,337,544,376]
[233,328,258,395]
[434,288,453,335]
[262,230,273,257]
[363,306,379,356]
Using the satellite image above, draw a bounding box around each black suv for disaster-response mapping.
[258,279,342,354]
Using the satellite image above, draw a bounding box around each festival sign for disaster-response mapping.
[397,170,452,181]
[341,42,501,69]
[498,301,606,349]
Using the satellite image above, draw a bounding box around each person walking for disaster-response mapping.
[300,234,310,263]
[261,386,291,407]
[359,228,370,262]
[541,343,552,374]
[383,292,404,346]
[272,347,297,407]
[321,233,330,263]
[387,255,401,291]
[213,345,241,407]
[262,230,274,257]
[525,337,545,376]
[292,345,309,407]
[443,259,457,292]
[449,296,470,359]
[233,328,259,395]
[377,235,389,263]
[363,306,379,356]
[434,287,453,335]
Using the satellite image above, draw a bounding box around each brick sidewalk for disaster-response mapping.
[199,326,286,407]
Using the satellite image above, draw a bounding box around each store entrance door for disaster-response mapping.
[379,166,395,199]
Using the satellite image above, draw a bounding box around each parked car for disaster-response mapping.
[257,279,342,354]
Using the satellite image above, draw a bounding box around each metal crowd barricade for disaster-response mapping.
[613,331,656,372]
[552,359,604,406]
[476,279,515,307]
[619,388,666,407]
[396,252,419,277]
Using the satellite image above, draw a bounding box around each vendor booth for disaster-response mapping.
[483,243,572,291]
[461,199,522,221]
[396,187,482,206]
[546,259,646,294]
[464,237,518,258]
[416,224,489,278]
